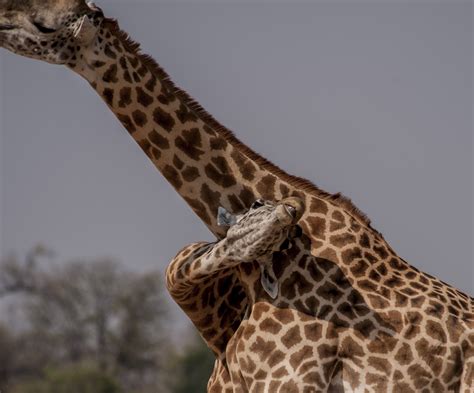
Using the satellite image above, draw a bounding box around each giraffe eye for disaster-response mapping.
[33,21,57,34]
[251,199,265,209]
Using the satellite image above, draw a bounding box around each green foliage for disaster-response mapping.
[13,366,121,393]
[168,337,215,393]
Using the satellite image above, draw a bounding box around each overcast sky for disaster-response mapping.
[0,0,472,328]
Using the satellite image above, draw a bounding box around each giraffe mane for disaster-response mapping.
[104,18,381,238]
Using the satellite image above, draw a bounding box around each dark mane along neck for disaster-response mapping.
[82,18,380,240]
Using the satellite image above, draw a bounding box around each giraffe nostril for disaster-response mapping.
[0,24,16,31]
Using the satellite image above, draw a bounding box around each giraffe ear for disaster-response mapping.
[86,1,102,12]
[73,15,97,44]
[260,265,279,299]
[217,207,237,227]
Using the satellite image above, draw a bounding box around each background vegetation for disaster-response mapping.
[0,246,214,393]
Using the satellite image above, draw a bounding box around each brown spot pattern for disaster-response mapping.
[256,174,276,199]
[136,86,153,107]
[148,130,170,149]
[103,64,118,83]
[153,107,175,132]
[132,109,147,127]
[182,166,200,182]
[205,157,236,188]
[162,165,182,189]
[102,87,114,105]
[175,128,205,161]
[119,87,132,108]
[117,114,136,134]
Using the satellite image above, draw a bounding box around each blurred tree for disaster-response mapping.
[0,246,169,392]
[0,245,53,296]
[167,335,215,393]
[0,324,16,391]
[113,271,167,389]
[24,259,167,390]
[25,260,109,364]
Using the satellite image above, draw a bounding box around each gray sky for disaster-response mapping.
[0,0,472,320]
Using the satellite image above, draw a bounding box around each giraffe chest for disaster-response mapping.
[224,305,340,392]
[223,315,380,393]
[222,300,472,393]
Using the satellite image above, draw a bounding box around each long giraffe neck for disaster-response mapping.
[64,17,474,393]
[1,7,472,391]
[68,18,370,243]
[68,19,279,237]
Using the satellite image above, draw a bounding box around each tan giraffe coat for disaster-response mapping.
[169,202,474,392]
[0,2,473,392]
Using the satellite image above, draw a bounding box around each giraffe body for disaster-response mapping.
[0,2,473,392]
[169,198,474,392]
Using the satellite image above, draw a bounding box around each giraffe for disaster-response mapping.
[0,1,473,392]
[170,199,473,392]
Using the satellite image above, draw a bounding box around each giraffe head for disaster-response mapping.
[221,197,305,231]
[0,0,103,64]
[226,197,306,252]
